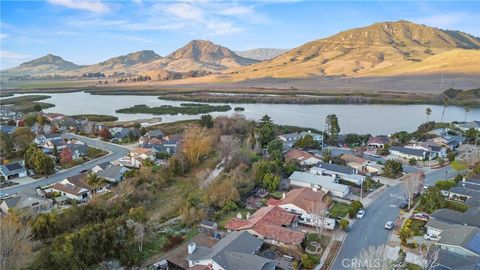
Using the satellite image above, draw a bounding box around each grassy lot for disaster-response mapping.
[328,202,352,218]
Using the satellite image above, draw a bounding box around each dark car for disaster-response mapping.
[80,169,88,173]
[399,201,408,209]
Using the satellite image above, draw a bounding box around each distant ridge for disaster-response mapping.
[235,48,289,60]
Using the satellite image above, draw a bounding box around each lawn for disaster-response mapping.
[328,202,352,218]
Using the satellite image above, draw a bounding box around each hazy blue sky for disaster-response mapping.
[1,0,479,68]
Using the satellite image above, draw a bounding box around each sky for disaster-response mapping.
[1,0,479,69]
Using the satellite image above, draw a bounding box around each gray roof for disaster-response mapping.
[466,179,480,185]
[279,132,300,140]
[66,143,88,155]
[97,165,126,180]
[187,231,272,270]
[0,162,26,176]
[438,226,480,256]
[431,206,480,227]
[317,162,356,175]
[389,146,426,157]
[466,197,480,207]
[147,129,164,138]
[95,161,111,170]
[457,182,480,191]
[449,187,480,197]
[2,189,50,210]
[289,171,349,193]
[200,220,217,228]
[425,219,455,231]
[436,249,480,270]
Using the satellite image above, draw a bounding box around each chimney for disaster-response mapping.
[329,160,332,164]
[188,242,196,254]
[313,187,318,192]
[236,212,243,219]
[246,212,251,219]
[282,192,286,199]
[462,177,466,182]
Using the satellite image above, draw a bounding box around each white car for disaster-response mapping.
[356,209,366,219]
[384,221,394,230]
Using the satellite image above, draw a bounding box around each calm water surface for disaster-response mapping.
[3,91,479,135]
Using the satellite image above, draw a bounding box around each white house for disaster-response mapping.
[289,171,350,198]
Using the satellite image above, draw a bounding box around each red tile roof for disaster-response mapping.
[225,206,305,245]
[284,149,319,162]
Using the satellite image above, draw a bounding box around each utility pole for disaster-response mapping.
[360,179,363,200]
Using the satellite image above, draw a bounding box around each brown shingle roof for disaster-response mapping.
[284,149,319,162]
[278,187,330,212]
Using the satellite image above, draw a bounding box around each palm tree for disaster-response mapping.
[440,100,448,123]
[464,105,471,122]
[425,107,432,122]
[86,173,106,194]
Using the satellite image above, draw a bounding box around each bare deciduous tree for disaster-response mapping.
[0,214,32,270]
[354,245,390,270]
[402,172,425,209]
[418,244,440,270]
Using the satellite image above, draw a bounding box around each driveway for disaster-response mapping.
[0,133,129,195]
[331,165,457,269]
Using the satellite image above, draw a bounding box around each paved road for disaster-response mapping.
[0,134,129,195]
[331,165,457,269]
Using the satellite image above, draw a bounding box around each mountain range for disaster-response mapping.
[3,20,480,82]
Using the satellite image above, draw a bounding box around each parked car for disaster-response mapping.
[356,209,366,219]
[0,192,10,199]
[384,221,395,230]
[399,201,408,209]
[80,169,88,173]
[413,213,429,221]
[424,234,440,241]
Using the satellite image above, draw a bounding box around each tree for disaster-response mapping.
[464,105,470,121]
[12,127,35,154]
[24,145,55,175]
[52,144,58,156]
[325,114,340,145]
[440,100,448,122]
[284,159,300,175]
[309,200,329,237]
[267,138,283,162]
[0,131,14,156]
[0,213,33,270]
[399,226,413,246]
[181,126,216,165]
[408,158,417,165]
[339,219,349,231]
[383,159,403,178]
[262,173,280,192]
[260,114,273,126]
[86,173,106,192]
[200,114,213,129]
[425,107,432,122]
[60,147,73,168]
[402,172,424,210]
[258,120,275,147]
[465,128,479,144]
[419,187,445,213]
[294,134,320,149]
[450,159,467,176]
[98,128,111,139]
[353,245,390,270]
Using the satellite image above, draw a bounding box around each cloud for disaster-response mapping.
[0,33,8,39]
[0,50,31,60]
[163,2,204,21]
[47,0,110,13]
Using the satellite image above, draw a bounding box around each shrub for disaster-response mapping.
[301,254,319,269]
[339,219,349,231]
[409,158,417,165]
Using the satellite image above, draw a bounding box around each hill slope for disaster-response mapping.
[3,54,83,76]
[235,48,288,60]
[223,20,480,80]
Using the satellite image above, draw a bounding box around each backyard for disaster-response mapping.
[328,202,352,218]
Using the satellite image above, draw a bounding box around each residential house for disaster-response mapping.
[432,134,465,150]
[436,226,480,257]
[35,133,63,145]
[284,149,322,166]
[367,136,390,151]
[0,108,20,120]
[92,161,112,173]
[405,142,447,159]
[50,173,109,202]
[111,127,140,142]
[66,143,89,159]
[147,129,165,140]
[79,121,96,134]
[0,161,27,181]
[434,248,480,270]
[312,162,365,185]
[128,147,156,167]
[340,154,381,175]
[1,188,51,214]
[289,171,350,198]
[455,121,480,132]
[187,231,275,270]
[389,146,427,160]
[97,165,129,183]
[225,205,305,247]
[267,187,335,229]
[278,131,322,149]
[429,206,480,228]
